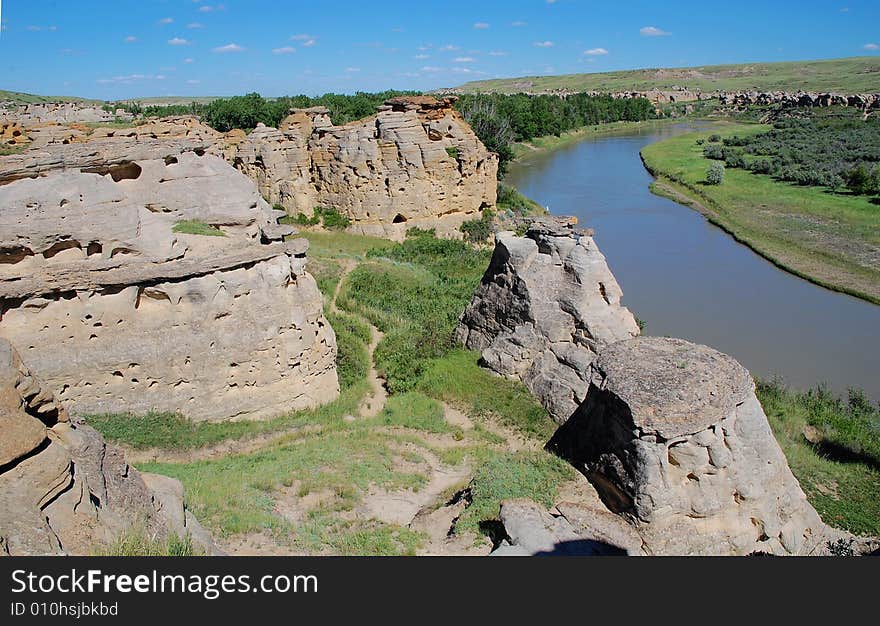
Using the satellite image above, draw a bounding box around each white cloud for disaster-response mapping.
[511,21,527,27]
[168,38,190,46]
[273,46,296,54]
[489,50,508,56]
[213,43,245,53]
[439,44,460,51]
[421,66,444,72]
[184,58,195,64]
[534,41,554,47]
[345,67,361,72]
[640,26,671,37]
[414,54,430,59]
[474,22,490,29]
[199,4,225,12]
[158,17,174,25]
[864,43,880,50]
[454,56,475,63]
[124,36,137,43]
[187,22,205,29]
[291,33,317,47]
[584,47,609,56]
[27,25,58,32]
[187,79,201,85]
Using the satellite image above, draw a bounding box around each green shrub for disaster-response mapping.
[445,146,460,160]
[98,531,202,556]
[327,311,371,389]
[706,163,725,185]
[376,392,450,434]
[460,209,495,243]
[708,134,722,143]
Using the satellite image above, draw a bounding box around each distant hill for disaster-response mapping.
[0,89,101,105]
[451,57,880,95]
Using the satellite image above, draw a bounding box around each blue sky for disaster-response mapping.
[1,0,878,99]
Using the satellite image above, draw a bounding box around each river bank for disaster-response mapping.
[640,124,880,304]
[511,118,683,162]
[505,121,880,403]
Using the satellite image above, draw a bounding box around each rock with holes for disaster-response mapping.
[0,338,217,555]
[547,336,847,556]
[229,96,498,240]
[455,218,641,423]
[0,149,338,422]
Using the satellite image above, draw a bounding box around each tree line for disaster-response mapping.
[117,90,655,178]
[455,93,656,176]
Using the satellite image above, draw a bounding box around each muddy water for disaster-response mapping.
[507,123,880,401]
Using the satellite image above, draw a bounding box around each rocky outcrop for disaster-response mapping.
[230,96,499,240]
[546,337,845,556]
[0,102,131,125]
[719,91,880,109]
[0,338,216,556]
[0,116,222,184]
[456,219,640,423]
[0,148,338,422]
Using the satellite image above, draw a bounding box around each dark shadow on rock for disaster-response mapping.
[533,539,628,557]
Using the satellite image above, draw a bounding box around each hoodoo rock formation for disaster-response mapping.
[0,338,216,556]
[230,96,499,240]
[0,141,338,422]
[456,219,641,423]
[547,337,834,556]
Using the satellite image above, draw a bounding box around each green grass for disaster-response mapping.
[417,350,555,440]
[456,56,880,95]
[759,381,880,536]
[97,530,202,556]
[327,311,370,390]
[0,89,100,105]
[172,220,226,237]
[298,230,396,259]
[455,451,576,536]
[641,123,880,303]
[374,392,451,434]
[496,183,547,217]
[0,144,26,156]
[339,230,491,393]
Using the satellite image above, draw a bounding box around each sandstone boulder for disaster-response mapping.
[0,338,216,556]
[548,337,838,555]
[456,218,641,423]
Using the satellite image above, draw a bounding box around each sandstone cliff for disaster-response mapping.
[0,138,338,422]
[0,338,216,555]
[456,219,641,423]
[230,96,499,240]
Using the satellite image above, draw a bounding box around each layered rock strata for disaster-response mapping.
[0,149,338,422]
[456,219,641,423]
[0,338,216,556]
[230,96,499,240]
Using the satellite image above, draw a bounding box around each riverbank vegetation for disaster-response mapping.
[641,123,880,303]
[758,381,880,536]
[703,108,880,195]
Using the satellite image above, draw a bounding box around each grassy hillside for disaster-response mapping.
[640,123,880,303]
[0,89,100,105]
[454,57,880,94]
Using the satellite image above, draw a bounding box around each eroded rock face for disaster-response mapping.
[0,150,338,422]
[456,219,641,423]
[0,339,216,556]
[231,96,499,240]
[548,337,834,556]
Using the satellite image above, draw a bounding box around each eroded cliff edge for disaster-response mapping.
[457,220,875,556]
[0,122,339,422]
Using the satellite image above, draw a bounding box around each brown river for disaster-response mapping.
[506,122,880,402]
